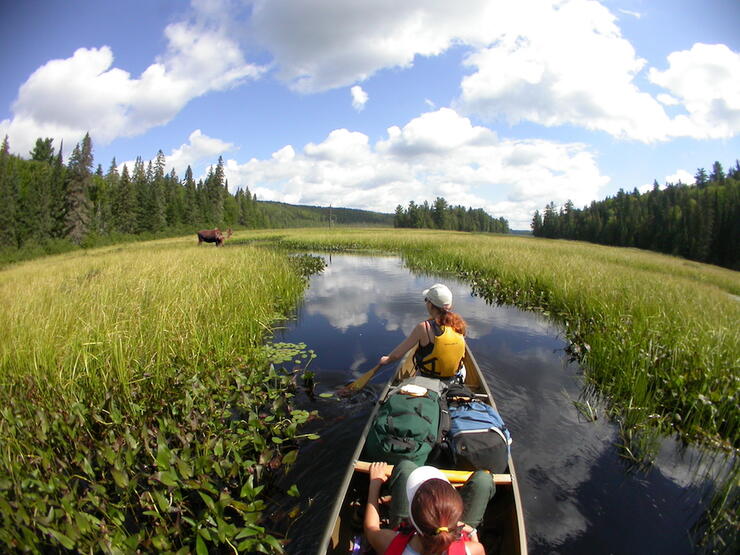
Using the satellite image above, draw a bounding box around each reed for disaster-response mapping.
[241,227,739,451]
[252,226,739,548]
[0,236,318,552]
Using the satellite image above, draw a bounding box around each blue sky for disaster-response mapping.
[1,0,738,229]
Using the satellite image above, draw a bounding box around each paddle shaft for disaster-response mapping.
[354,460,512,486]
[346,363,382,391]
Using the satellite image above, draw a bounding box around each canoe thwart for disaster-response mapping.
[354,460,512,486]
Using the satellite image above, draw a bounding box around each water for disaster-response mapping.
[269,254,717,554]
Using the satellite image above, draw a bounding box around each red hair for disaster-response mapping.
[437,309,467,336]
[410,479,464,554]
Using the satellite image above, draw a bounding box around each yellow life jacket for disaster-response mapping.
[417,324,465,378]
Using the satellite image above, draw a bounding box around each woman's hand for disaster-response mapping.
[369,461,389,484]
[378,355,391,366]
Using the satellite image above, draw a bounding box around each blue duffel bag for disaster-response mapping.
[448,400,512,473]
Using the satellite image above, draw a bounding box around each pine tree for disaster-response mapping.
[132,157,148,233]
[49,142,67,238]
[183,166,198,225]
[64,133,93,243]
[30,138,55,163]
[0,136,18,246]
[531,210,542,235]
[148,151,167,232]
[113,165,137,234]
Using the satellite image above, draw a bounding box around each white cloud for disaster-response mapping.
[0,12,264,156]
[657,93,680,106]
[166,130,236,177]
[221,108,608,229]
[351,85,368,111]
[648,43,740,139]
[456,0,674,142]
[249,0,494,93]
[248,0,739,142]
[119,129,235,178]
[665,169,694,185]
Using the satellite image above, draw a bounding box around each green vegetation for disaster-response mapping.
[0,238,324,552]
[532,160,740,270]
[0,135,393,270]
[244,227,739,452]
[394,197,509,233]
[257,226,739,549]
[2,225,737,550]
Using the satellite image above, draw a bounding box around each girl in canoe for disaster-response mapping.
[364,462,490,554]
[378,284,467,380]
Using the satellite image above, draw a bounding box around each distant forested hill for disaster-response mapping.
[258,201,393,228]
[531,160,740,270]
[0,134,396,265]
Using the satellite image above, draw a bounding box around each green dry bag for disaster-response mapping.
[363,388,441,466]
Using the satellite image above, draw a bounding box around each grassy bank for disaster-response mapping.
[237,227,739,452]
[0,237,320,552]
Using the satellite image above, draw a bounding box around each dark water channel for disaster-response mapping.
[269,254,717,554]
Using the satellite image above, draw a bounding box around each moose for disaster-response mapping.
[197,228,232,247]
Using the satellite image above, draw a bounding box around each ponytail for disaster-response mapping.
[437,309,466,336]
[410,479,463,555]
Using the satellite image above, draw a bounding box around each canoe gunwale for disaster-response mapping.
[317,346,527,554]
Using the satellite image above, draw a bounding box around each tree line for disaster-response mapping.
[530,161,740,270]
[394,197,509,233]
[0,134,394,262]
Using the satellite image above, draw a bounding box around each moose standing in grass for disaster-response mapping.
[197,228,232,247]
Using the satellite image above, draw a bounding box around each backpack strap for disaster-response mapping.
[384,530,415,555]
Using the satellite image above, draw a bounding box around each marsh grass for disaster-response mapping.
[0,238,301,403]
[0,236,323,552]
[252,226,738,551]
[251,227,739,448]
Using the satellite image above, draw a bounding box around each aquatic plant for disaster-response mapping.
[0,239,322,552]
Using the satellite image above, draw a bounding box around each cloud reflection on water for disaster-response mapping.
[277,253,711,554]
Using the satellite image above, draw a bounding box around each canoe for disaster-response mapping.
[318,346,528,554]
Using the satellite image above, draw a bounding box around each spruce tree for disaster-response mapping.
[49,142,67,238]
[183,166,198,225]
[113,165,137,234]
[30,138,55,163]
[64,133,93,244]
[0,136,18,246]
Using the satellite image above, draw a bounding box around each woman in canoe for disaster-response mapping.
[378,284,467,380]
[364,462,490,554]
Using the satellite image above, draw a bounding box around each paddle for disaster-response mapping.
[338,363,382,396]
[354,460,513,485]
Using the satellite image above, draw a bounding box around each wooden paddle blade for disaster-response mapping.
[340,363,381,394]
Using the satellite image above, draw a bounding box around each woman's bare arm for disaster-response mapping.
[378,321,427,366]
[364,462,394,553]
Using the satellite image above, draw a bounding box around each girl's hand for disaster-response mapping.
[369,462,389,483]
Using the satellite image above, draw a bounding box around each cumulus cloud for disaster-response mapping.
[248,0,739,142]
[648,43,740,139]
[456,0,675,142]
[665,169,694,185]
[0,12,263,155]
[119,129,235,178]
[221,108,608,229]
[351,85,368,111]
[166,130,236,177]
[249,0,493,93]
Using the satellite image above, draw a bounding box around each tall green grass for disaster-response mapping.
[251,226,739,549]
[0,237,317,552]
[0,237,300,403]
[242,228,740,451]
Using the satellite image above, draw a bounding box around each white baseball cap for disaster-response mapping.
[405,465,450,508]
[423,284,453,310]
